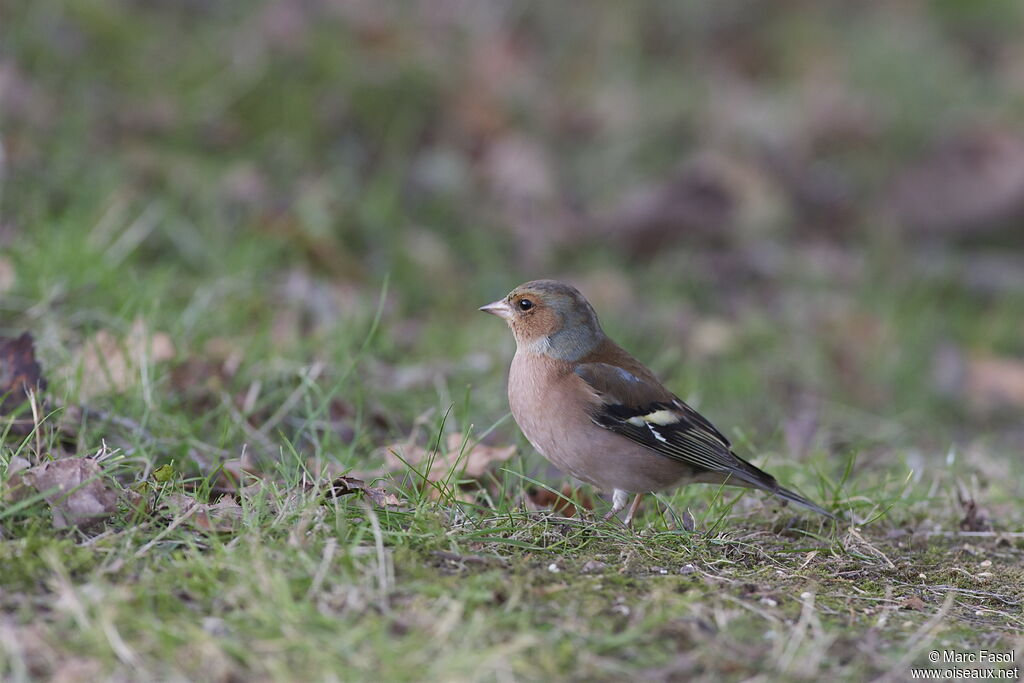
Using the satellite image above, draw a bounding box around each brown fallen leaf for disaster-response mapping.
[965,353,1024,413]
[899,596,926,611]
[3,455,33,500]
[0,622,56,681]
[192,497,243,532]
[213,453,263,494]
[958,489,992,533]
[525,483,594,518]
[678,509,696,533]
[48,657,105,683]
[590,154,748,256]
[378,433,517,482]
[169,337,244,410]
[324,475,402,508]
[0,332,47,415]
[12,458,119,529]
[159,492,243,533]
[71,318,175,400]
[890,127,1024,236]
[121,486,148,516]
[935,347,1024,414]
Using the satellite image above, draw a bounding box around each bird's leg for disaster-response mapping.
[602,489,629,521]
[623,493,644,527]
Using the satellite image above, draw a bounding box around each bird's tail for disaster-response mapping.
[726,455,838,520]
[770,484,837,520]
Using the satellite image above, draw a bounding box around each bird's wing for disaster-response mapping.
[573,361,749,477]
[574,361,836,518]
[573,362,835,518]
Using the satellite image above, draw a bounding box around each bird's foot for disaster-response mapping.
[623,493,644,527]
[603,489,630,522]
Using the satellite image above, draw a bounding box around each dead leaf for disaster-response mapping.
[958,489,991,532]
[442,433,516,479]
[899,595,926,611]
[121,486,148,516]
[324,475,402,508]
[378,433,516,482]
[14,458,118,529]
[965,353,1024,413]
[525,483,594,518]
[591,154,747,256]
[191,497,243,532]
[936,347,1024,414]
[0,332,46,415]
[212,453,262,494]
[49,657,104,683]
[72,318,175,400]
[6,454,31,476]
[680,509,696,532]
[890,127,1024,236]
[169,340,242,398]
[3,454,33,501]
[0,622,56,680]
[158,492,242,533]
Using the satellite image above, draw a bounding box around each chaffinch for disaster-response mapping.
[480,279,834,525]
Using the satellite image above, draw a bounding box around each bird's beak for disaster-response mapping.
[479,299,513,320]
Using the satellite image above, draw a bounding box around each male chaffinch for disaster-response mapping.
[480,279,834,525]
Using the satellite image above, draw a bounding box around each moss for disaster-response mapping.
[0,535,100,591]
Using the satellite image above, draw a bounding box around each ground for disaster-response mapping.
[2,1,1024,681]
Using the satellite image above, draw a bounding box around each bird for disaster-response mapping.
[479,279,835,525]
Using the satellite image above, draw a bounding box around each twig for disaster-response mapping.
[889,580,1019,606]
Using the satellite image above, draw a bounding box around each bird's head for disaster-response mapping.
[479,280,605,360]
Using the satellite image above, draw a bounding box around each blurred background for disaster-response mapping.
[3,0,1024,519]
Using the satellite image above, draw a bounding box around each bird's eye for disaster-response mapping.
[518,298,534,311]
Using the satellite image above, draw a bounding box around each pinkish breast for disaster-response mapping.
[507,350,694,492]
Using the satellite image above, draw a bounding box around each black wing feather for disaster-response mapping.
[575,362,835,518]
[597,399,768,487]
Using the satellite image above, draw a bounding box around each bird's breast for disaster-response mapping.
[507,351,604,486]
[507,350,697,493]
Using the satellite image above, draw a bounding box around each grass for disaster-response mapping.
[3,1,1024,681]
[2,458,1022,681]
